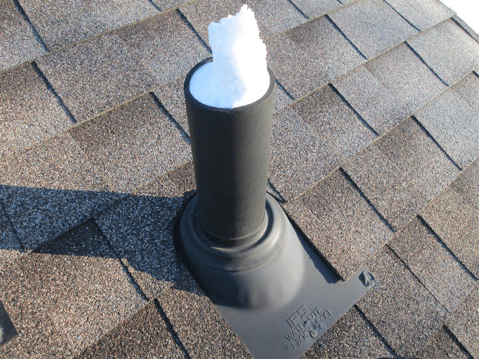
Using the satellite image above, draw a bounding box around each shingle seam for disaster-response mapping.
[0,200,25,253]
[146,0,162,12]
[92,219,149,301]
[286,0,309,20]
[382,0,421,32]
[31,62,76,124]
[411,116,462,171]
[176,9,211,54]
[353,304,398,357]
[452,15,479,45]
[417,215,478,282]
[267,179,286,203]
[275,79,295,101]
[405,42,450,86]
[149,92,191,144]
[443,324,475,359]
[153,298,192,359]
[329,84,380,137]
[386,241,449,317]
[339,168,395,233]
[325,14,368,60]
[12,0,49,52]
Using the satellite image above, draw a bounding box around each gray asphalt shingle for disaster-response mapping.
[421,187,479,278]
[284,169,394,279]
[0,63,71,158]
[384,0,453,30]
[329,0,417,58]
[0,261,71,358]
[18,0,158,51]
[0,134,121,250]
[416,326,472,359]
[344,117,459,230]
[20,221,145,356]
[388,216,477,312]
[158,265,253,359]
[95,162,194,300]
[286,16,365,85]
[415,89,479,169]
[303,306,392,358]
[36,32,159,122]
[332,65,410,135]
[270,86,375,200]
[77,300,184,358]
[407,19,479,85]
[0,204,22,271]
[452,72,479,113]
[69,94,190,194]
[180,0,305,45]
[0,221,145,357]
[365,43,447,114]
[116,10,209,86]
[451,157,479,210]
[446,284,479,358]
[358,246,447,357]
[0,0,45,71]
[290,0,341,19]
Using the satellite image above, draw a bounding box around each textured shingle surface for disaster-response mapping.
[158,265,253,359]
[450,157,479,210]
[0,204,22,271]
[452,72,479,113]
[421,186,479,278]
[329,0,417,58]
[290,0,340,19]
[365,43,447,113]
[36,33,159,123]
[0,222,145,357]
[19,0,158,50]
[270,87,375,200]
[303,306,392,358]
[285,169,394,279]
[117,11,209,86]
[389,216,477,312]
[385,0,453,30]
[416,326,472,359]
[0,134,121,250]
[180,0,305,44]
[286,16,365,87]
[0,261,71,358]
[78,300,184,358]
[0,0,45,71]
[95,163,194,300]
[332,65,410,135]
[407,19,479,85]
[358,246,448,357]
[446,284,479,358]
[69,94,190,193]
[0,63,71,158]
[415,89,479,169]
[344,117,459,230]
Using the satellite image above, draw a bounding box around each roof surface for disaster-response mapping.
[0,0,478,358]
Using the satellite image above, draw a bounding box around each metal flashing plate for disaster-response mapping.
[214,227,376,359]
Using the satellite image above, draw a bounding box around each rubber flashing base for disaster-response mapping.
[177,194,376,358]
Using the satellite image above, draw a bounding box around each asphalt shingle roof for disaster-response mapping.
[0,0,478,357]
